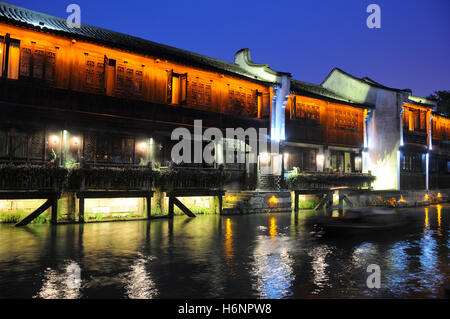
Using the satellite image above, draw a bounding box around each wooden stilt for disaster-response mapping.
[315,192,332,211]
[168,196,174,218]
[146,194,151,219]
[172,197,196,217]
[343,195,353,207]
[294,190,299,213]
[15,199,52,227]
[218,195,223,215]
[79,196,85,223]
[338,191,344,211]
[51,195,58,224]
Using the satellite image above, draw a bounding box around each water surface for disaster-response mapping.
[0,205,448,298]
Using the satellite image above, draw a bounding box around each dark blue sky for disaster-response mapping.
[6,0,450,97]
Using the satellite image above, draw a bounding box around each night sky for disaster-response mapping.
[5,0,450,97]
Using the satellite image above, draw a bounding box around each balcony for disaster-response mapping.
[286,171,375,190]
[403,130,427,145]
[0,165,67,193]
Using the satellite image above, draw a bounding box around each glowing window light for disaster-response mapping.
[437,192,442,198]
[424,194,429,201]
[268,195,278,205]
[398,195,406,203]
[316,154,324,166]
[260,152,270,164]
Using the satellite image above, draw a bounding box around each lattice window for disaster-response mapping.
[45,51,56,81]
[335,110,360,131]
[83,133,135,164]
[135,70,143,94]
[189,79,212,106]
[228,86,257,116]
[19,46,56,81]
[85,60,95,87]
[12,131,27,158]
[20,47,32,77]
[116,66,125,92]
[32,49,45,79]
[122,138,134,163]
[29,131,44,160]
[125,68,134,92]
[85,57,104,90]
[293,101,320,122]
[83,133,97,161]
[116,63,143,97]
[0,130,8,157]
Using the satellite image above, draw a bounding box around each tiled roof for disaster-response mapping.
[0,2,264,82]
[290,79,373,108]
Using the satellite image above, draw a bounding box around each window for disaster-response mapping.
[0,129,45,162]
[0,37,4,77]
[0,129,8,158]
[401,152,423,173]
[285,148,317,172]
[0,35,20,79]
[167,70,187,105]
[7,40,20,79]
[19,45,56,81]
[291,97,320,124]
[228,86,257,116]
[84,54,104,91]
[83,133,136,164]
[330,150,361,173]
[406,108,426,133]
[189,78,212,106]
[335,109,360,131]
[115,62,144,97]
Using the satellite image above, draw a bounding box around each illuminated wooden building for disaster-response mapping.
[0,2,442,197]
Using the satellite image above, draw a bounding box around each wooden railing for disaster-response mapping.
[403,131,427,145]
[157,167,245,191]
[286,172,375,190]
[0,165,67,191]
[68,167,153,191]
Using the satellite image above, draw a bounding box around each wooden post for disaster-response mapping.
[218,195,223,215]
[294,190,299,213]
[146,194,151,219]
[51,194,58,224]
[79,196,85,223]
[168,196,174,218]
[338,191,344,212]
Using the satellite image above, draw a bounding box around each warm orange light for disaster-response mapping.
[268,195,278,205]
[137,142,147,152]
[225,195,237,201]
[225,218,233,260]
[50,135,59,144]
[398,195,406,203]
[71,136,80,146]
[424,194,429,201]
[437,192,442,198]
[269,217,278,237]
[437,205,442,237]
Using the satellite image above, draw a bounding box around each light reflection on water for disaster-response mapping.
[35,260,82,299]
[123,254,158,299]
[251,217,294,298]
[0,205,448,298]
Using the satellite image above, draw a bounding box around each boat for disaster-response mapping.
[313,208,412,236]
